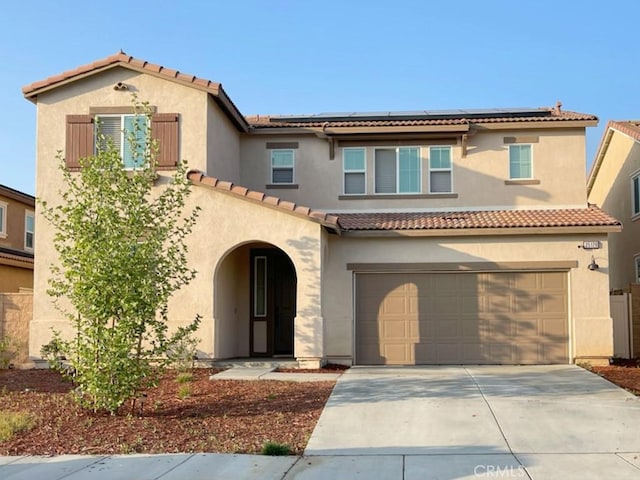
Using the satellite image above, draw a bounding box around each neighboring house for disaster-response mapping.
[588,121,640,290]
[0,184,35,293]
[23,52,621,367]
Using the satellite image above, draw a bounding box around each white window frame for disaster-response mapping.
[0,201,6,239]
[508,144,534,180]
[270,149,295,184]
[631,170,640,218]
[373,146,422,194]
[343,147,367,195]
[428,146,453,193]
[24,210,35,251]
[95,114,148,170]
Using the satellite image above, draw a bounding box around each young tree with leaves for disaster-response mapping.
[40,101,201,413]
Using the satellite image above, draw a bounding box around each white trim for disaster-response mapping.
[428,145,453,194]
[269,148,296,185]
[0,201,6,238]
[342,147,367,195]
[508,143,534,180]
[24,210,35,252]
[373,146,422,195]
[254,256,267,318]
[631,170,640,218]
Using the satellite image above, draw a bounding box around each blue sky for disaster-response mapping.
[2,0,639,195]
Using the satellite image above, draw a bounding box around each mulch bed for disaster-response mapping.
[592,364,640,395]
[0,368,335,456]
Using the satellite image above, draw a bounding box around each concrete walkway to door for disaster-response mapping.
[304,365,640,478]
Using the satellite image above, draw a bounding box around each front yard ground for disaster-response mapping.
[0,368,335,455]
[592,363,640,395]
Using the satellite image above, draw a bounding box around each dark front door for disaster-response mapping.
[250,249,296,356]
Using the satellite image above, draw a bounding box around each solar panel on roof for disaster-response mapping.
[271,107,550,123]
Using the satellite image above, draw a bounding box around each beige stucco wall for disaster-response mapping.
[206,96,241,182]
[239,128,588,211]
[588,131,640,290]
[1,292,32,365]
[323,233,612,364]
[0,264,33,293]
[30,67,248,359]
[29,182,326,362]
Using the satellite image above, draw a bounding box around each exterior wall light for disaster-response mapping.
[588,256,600,271]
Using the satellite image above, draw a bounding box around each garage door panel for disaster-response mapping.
[356,271,568,365]
[541,272,566,289]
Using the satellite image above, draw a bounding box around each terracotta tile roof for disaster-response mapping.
[608,120,640,142]
[335,206,620,231]
[0,246,34,265]
[186,170,340,231]
[22,51,248,132]
[246,110,597,129]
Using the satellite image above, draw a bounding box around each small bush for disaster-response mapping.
[261,441,291,456]
[166,332,199,373]
[177,384,191,399]
[176,372,194,383]
[0,411,36,442]
[0,336,16,369]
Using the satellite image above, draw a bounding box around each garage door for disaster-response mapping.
[356,271,568,365]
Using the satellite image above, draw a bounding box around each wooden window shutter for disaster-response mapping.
[151,113,179,169]
[65,115,94,170]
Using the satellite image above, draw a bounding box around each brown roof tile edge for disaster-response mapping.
[608,120,640,143]
[22,51,249,132]
[334,206,621,231]
[186,170,341,231]
[588,120,640,194]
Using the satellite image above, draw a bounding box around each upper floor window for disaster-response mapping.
[632,172,640,217]
[635,255,640,283]
[343,148,366,194]
[95,115,147,170]
[25,211,34,251]
[375,147,421,194]
[65,112,179,171]
[270,149,295,184]
[509,144,533,179]
[429,147,452,193]
[0,201,6,238]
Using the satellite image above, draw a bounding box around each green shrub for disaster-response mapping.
[176,372,194,383]
[261,441,291,456]
[0,411,36,442]
[0,336,16,369]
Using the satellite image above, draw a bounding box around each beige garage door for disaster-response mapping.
[356,271,568,365]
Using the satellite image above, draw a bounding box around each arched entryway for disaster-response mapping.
[214,242,297,359]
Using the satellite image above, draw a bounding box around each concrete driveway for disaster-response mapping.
[304,365,640,479]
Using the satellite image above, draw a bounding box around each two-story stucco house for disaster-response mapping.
[23,52,620,367]
[0,184,35,293]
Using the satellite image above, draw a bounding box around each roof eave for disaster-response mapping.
[474,120,598,130]
[23,61,249,133]
[341,225,621,237]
